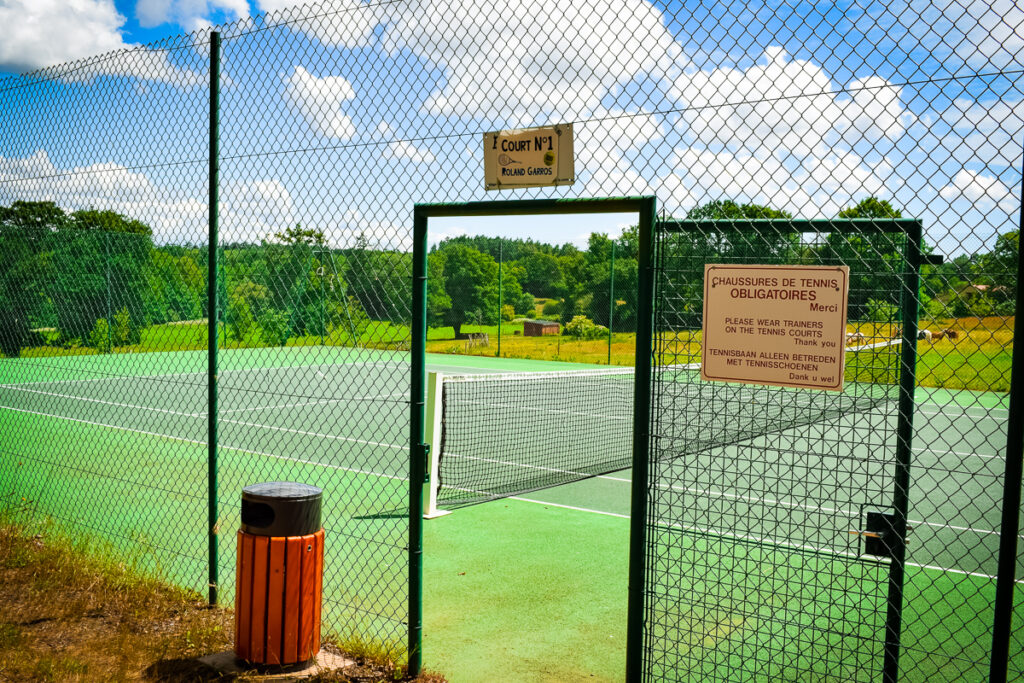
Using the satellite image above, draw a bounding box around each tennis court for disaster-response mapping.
[0,346,1016,681]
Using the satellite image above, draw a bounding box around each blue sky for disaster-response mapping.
[0,0,1021,254]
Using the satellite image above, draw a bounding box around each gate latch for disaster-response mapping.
[850,511,912,559]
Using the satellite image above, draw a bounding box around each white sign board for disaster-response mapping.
[484,124,574,190]
[701,264,851,391]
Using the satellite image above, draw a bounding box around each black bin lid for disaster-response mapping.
[241,482,322,536]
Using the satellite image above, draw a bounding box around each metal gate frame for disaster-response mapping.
[632,217,922,682]
[409,196,657,677]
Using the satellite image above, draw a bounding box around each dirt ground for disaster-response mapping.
[0,523,444,682]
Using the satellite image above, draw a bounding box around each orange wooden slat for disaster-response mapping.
[265,536,286,665]
[298,532,317,660]
[235,531,253,661]
[283,536,302,663]
[313,529,324,653]
[250,535,269,663]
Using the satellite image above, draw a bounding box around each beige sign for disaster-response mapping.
[483,124,574,190]
[701,264,850,391]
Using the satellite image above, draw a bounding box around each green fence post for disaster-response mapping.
[206,30,221,607]
[988,175,1024,682]
[625,197,656,682]
[105,231,112,352]
[319,246,326,346]
[608,239,615,364]
[493,239,497,358]
[409,207,427,676]
[882,221,922,683]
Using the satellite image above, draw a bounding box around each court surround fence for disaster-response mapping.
[0,0,1022,680]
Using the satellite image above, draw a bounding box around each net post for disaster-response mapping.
[626,196,656,683]
[423,372,450,519]
[205,30,221,607]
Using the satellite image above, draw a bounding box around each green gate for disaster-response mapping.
[633,218,922,682]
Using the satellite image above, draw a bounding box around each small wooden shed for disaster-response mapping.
[523,319,560,336]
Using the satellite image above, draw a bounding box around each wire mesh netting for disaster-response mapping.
[0,0,1021,679]
[646,222,914,681]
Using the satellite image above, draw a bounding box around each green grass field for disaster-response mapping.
[17,314,1015,392]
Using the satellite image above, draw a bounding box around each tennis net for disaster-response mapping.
[425,346,899,511]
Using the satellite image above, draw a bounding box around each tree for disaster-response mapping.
[434,243,498,337]
[828,197,906,320]
[426,255,451,328]
[0,201,65,356]
[978,230,1017,303]
[518,251,564,298]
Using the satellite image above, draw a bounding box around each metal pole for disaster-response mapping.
[105,231,112,352]
[493,239,497,358]
[989,165,1024,683]
[608,239,615,364]
[409,208,427,676]
[206,31,221,607]
[319,246,326,346]
[881,222,922,683]
[625,197,657,682]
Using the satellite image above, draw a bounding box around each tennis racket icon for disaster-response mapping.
[497,154,521,166]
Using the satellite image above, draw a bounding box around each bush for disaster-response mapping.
[257,309,291,347]
[516,292,535,315]
[501,304,515,322]
[227,296,254,341]
[542,299,560,316]
[112,307,141,346]
[89,318,112,353]
[563,315,608,340]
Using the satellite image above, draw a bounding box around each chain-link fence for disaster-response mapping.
[0,0,1022,679]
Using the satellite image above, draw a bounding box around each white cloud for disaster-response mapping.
[659,146,890,218]
[936,0,1024,69]
[670,47,908,159]
[256,0,377,49]
[0,0,129,73]
[376,122,436,164]
[284,66,357,139]
[938,170,1016,212]
[372,0,677,121]
[0,149,305,244]
[136,0,251,31]
[940,97,1024,169]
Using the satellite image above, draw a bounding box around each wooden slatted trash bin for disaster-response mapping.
[235,482,324,666]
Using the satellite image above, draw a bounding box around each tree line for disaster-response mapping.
[0,198,1016,358]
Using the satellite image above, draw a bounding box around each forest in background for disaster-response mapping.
[0,197,1016,359]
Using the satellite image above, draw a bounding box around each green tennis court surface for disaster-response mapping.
[0,347,1017,681]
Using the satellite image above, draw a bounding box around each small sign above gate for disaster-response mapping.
[701,264,850,391]
[483,124,574,190]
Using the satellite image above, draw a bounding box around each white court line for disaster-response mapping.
[524,472,1016,540]
[0,404,408,484]
[0,358,409,390]
[3,401,1014,584]
[194,391,407,417]
[504,497,1022,584]
[219,417,406,451]
[0,368,207,389]
[0,384,199,417]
